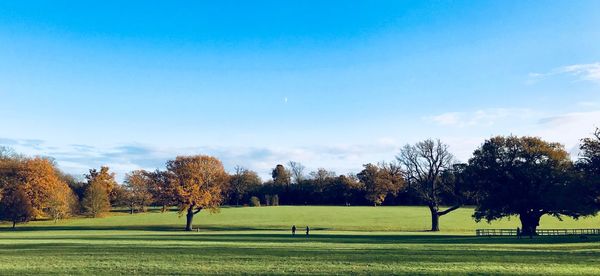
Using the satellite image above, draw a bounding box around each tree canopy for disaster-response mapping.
[397,139,461,231]
[228,166,262,206]
[123,170,154,213]
[357,163,404,206]
[167,155,229,231]
[0,155,76,225]
[468,136,597,235]
[288,161,306,185]
[576,128,600,216]
[272,164,291,186]
[0,185,34,228]
[85,166,118,204]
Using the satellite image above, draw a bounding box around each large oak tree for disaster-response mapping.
[167,155,229,231]
[397,139,461,231]
[468,136,597,235]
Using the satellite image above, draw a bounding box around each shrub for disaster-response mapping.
[249,196,261,207]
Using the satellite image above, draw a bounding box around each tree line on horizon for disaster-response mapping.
[0,129,599,235]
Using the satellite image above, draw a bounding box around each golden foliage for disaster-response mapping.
[166,155,229,214]
[124,170,154,212]
[82,180,110,217]
[18,157,76,219]
[86,166,118,202]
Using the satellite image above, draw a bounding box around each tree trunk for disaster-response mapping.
[12,221,16,229]
[185,207,194,231]
[429,205,440,232]
[161,205,167,213]
[520,212,542,236]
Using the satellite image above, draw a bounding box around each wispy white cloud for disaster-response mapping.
[423,108,599,162]
[537,111,600,126]
[558,63,600,82]
[0,138,402,182]
[535,110,600,147]
[424,108,538,128]
[426,112,462,126]
[530,62,600,83]
[578,101,599,108]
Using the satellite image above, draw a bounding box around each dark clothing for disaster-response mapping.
[306,226,310,237]
[292,226,296,236]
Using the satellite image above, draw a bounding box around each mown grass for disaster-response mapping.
[1,206,599,275]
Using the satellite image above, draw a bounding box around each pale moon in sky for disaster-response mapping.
[284,97,288,103]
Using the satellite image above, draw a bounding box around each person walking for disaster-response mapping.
[306,226,310,238]
[292,225,297,236]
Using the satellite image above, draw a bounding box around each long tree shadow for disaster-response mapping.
[134,233,600,244]
[0,225,182,232]
[0,224,329,232]
[1,226,599,245]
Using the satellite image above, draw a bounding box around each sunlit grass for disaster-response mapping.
[0,206,599,275]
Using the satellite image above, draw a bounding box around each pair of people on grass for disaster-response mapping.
[291,225,309,237]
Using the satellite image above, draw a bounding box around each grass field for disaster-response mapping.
[1,206,599,275]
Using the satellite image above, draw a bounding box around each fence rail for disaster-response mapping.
[476,229,600,237]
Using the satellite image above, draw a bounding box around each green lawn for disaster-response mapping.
[1,206,599,275]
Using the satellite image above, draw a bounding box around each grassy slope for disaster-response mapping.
[0,206,599,275]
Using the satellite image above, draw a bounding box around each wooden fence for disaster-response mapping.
[476,229,600,237]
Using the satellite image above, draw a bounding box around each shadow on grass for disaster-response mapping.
[109,208,176,214]
[0,225,300,232]
[1,225,599,245]
[2,241,593,268]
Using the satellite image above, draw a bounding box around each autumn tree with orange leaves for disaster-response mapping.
[123,170,154,213]
[82,166,117,217]
[166,155,229,231]
[85,166,118,203]
[18,158,77,220]
[0,153,77,226]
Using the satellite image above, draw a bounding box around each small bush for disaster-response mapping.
[249,196,261,207]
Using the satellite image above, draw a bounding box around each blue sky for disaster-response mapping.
[1,1,599,180]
